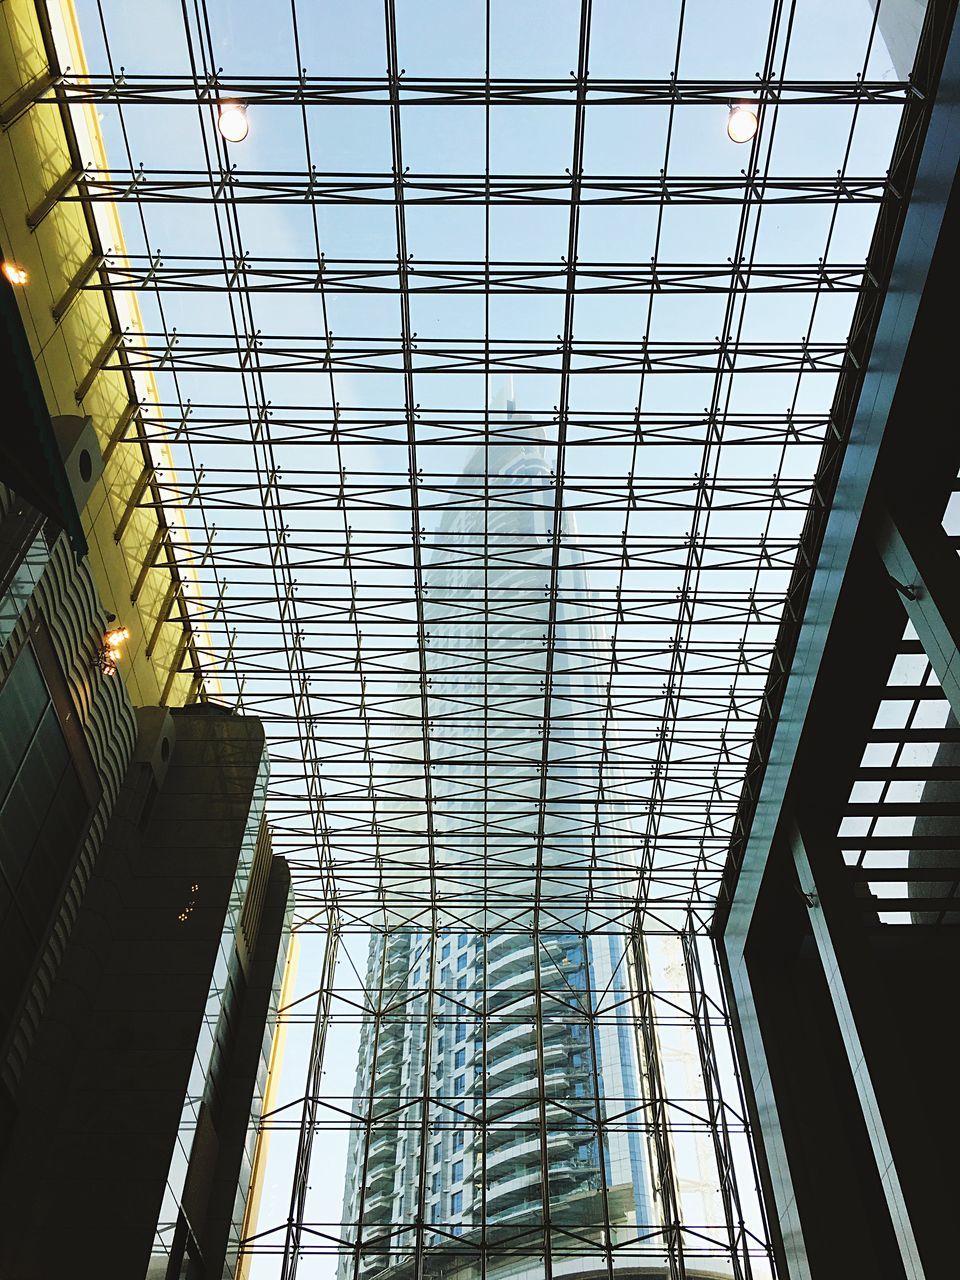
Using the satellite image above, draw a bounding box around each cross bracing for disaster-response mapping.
[59,169,894,205]
[15,70,915,108]
[91,257,870,297]
[38,0,946,1275]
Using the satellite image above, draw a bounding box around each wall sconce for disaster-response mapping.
[97,617,130,676]
[2,261,28,286]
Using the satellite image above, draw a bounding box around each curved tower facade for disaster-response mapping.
[339,402,657,1280]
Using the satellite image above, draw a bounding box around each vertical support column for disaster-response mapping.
[718,934,811,1280]
[631,937,686,1280]
[531,932,555,1280]
[280,916,339,1280]
[681,931,753,1280]
[582,933,615,1280]
[789,825,924,1279]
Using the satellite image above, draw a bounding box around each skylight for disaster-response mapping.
[51,0,924,1273]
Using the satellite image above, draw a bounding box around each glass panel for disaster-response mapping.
[59,0,925,1272]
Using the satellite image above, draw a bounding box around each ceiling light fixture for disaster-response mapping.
[217,101,249,143]
[2,261,28,286]
[727,103,759,144]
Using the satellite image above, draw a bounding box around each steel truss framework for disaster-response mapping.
[28,0,943,1276]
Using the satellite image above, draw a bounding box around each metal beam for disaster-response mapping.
[876,507,960,721]
[36,72,916,108]
[789,826,924,1278]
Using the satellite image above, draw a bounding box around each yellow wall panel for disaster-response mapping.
[0,0,206,710]
[2,0,46,88]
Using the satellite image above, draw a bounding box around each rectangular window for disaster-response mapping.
[433,1142,441,1163]
[453,1075,465,1096]
[456,976,466,990]
[430,1203,440,1223]
[454,1048,465,1068]
[440,967,450,985]
[457,953,467,971]
[451,1191,462,1215]
[457,933,467,948]
[456,1022,466,1042]
[452,1131,464,1152]
[432,1172,440,1194]
[441,942,450,960]
[452,1160,463,1181]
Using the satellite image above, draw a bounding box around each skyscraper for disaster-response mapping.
[339,393,657,1280]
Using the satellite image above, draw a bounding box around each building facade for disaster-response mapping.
[0,5,295,1275]
[338,403,658,1280]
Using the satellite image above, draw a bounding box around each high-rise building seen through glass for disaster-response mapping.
[338,391,665,1279]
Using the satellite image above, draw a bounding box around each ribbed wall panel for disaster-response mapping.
[0,484,137,1096]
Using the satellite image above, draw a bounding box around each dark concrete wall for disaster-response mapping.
[0,706,288,1280]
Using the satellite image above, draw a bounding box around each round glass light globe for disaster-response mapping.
[727,104,758,144]
[217,102,249,143]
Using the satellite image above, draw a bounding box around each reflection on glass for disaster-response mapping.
[338,392,662,1278]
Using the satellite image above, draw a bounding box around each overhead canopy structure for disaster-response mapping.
[25,0,948,1274]
[50,0,926,934]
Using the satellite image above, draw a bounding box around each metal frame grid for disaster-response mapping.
[27,0,932,1276]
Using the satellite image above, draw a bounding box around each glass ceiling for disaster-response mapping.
[49,0,923,1275]
[60,0,913,937]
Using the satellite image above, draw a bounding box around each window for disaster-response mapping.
[452,1131,464,1152]
[412,968,420,984]
[454,1075,465,1096]
[451,1191,462,1215]
[456,1022,466,1042]
[436,1037,445,1056]
[440,967,449,985]
[0,640,92,1026]
[433,1142,441,1163]
[432,1172,440,1194]
[457,933,467,948]
[452,1160,463,1181]
[457,953,467,972]
[441,942,450,960]
[454,1049,465,1069]
[430,1203,440,1223]
[456,976,466,990]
